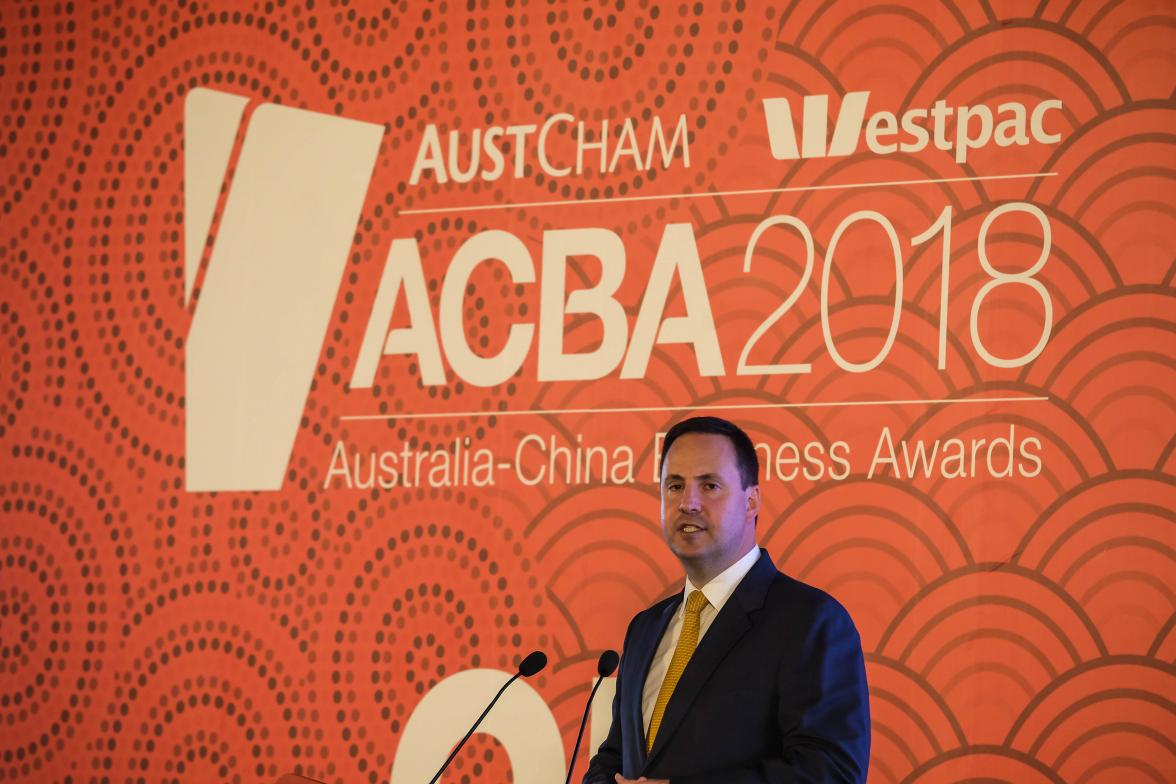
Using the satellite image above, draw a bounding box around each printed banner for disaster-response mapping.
[1,2,1173,782]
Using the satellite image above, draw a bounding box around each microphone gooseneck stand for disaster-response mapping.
[426,650,548,784]
[564,649,620,784]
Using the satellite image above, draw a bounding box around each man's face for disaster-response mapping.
[660,432,760,586]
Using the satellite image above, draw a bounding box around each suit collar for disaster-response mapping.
[644,549,778,769]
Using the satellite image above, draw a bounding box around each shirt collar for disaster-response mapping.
[684,545,760,614]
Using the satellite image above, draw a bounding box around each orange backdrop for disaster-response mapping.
[1,2,1173,783]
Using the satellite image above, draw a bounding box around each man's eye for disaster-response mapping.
[704,482,719,490]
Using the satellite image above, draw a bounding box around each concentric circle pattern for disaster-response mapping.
[1,2,1173,783]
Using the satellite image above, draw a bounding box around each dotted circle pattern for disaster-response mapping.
[2,2,1175,783]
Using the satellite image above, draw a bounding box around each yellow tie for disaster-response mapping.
[647,590,709,752]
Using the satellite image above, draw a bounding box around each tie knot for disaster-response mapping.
[685,590,708,615]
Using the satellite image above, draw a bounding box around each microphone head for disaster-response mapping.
[517,650,547,677]
[597,649,620,677]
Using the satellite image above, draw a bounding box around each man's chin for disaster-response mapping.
[668,538,712,563]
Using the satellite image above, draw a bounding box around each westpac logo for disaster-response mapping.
[761,91,1062,164]
[183,88,383,492]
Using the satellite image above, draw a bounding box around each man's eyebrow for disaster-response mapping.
[663,472,723,482]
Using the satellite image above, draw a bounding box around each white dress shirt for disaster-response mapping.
[641,545,761,733]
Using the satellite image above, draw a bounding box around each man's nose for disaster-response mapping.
[679,484,701,512]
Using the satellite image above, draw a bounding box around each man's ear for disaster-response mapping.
[746,484,761,522]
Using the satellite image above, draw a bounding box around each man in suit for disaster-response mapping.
[584,416,870,784]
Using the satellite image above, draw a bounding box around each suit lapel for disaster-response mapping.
[644,551,777,768]
[629,594,681,763]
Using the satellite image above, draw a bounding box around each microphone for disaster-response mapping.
[426,650,547,784]
[518,649,547,677]
[564,650,620,784]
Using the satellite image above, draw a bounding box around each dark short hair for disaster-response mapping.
[661,416,760,489]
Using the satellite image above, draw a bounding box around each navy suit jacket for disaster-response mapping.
[584,550,870,783]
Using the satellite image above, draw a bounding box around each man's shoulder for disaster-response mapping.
[762,568,856,627]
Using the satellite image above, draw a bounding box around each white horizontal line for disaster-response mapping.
[398,172,1057,216]
[339,396,1050,422]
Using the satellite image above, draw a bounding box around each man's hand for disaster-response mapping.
[613,776,669,784]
